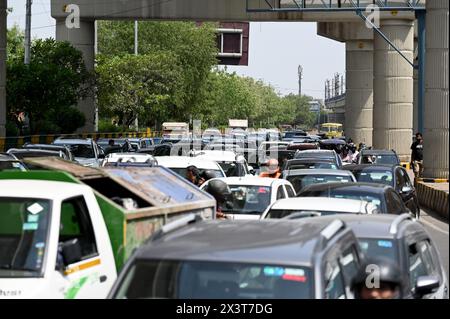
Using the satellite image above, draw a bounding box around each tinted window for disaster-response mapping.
[300,189,383,212]
[386,190,404,214]
[287,174,353,193]
[324,262,346,299]
[361,155,399,165]
[114,261,313,299]
[276,187,286,200]
[286,186,296,198]
[408,242,431,289]
[339,246,360,282]
[352,170,393,186]
[60,196,97,260]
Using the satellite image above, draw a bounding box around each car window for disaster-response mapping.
[385,190,403,214]
[395,169,406,191]
[324,261,346,299]
[408,242,431,289]
[417,241,438,277]
[285,185,296,198]
[60,196,98,261]
[339,246,360,283]
[390,190,405,214]
[276,187,286,200]
[399,168,413,188]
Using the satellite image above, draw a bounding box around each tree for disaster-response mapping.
[96,53,182,130]
[97,21,218,120]
[6,24,24,62]
[6,39,92,134]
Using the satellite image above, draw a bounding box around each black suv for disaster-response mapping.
[108,215,364,299]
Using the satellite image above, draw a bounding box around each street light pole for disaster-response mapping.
[298,65,303,96]
[24,0,32,64]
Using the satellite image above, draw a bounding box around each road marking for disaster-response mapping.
[421,218,450,236]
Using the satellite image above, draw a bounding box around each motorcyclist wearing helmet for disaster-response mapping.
[352,256,403,299]
[203,179,232,220]
[197,170,217,187]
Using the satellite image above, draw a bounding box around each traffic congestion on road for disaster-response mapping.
[0,126,448,299]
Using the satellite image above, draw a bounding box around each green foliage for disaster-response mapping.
[6,39,91,135]
[6,24,24,62]
[96,53,182,130]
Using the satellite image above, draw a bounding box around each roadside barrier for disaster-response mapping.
[416,182,449,220]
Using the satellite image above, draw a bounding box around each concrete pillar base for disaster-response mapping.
[373,19,414,162]
[56,19,96,133]
[345,40,373,146]
[423,0,449,179]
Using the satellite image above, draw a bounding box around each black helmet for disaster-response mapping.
[352,256,403,299]
[204,179,232,205]
[200,170,217,182]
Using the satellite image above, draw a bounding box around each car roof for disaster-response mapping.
[361,150,397,155]
[212,176,287,187]
[135,219,345,266]
[154,156,223,170]
[0,180,93,201]
[299,182,390,194]
[7,148,62,155]
[193,150,238,162]
[53,138,92,145]
[303,214,424,240]
[287,158,334,163]
[269,197,373,213]
[285,169,352,176]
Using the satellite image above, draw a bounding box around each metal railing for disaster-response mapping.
[246,0,425,12]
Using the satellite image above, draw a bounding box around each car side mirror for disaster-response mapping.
[248,166,255,175]
[414,276,440,298]
[60,238,82,267]
[401,186,413,194]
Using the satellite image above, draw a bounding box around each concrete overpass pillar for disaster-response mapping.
[424,0,449,179]
[345,40,373,146]
[373,19,414,162]
[0,0,6,138]
[56,19,96,133]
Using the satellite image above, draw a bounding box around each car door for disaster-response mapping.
[51,196,112,299]
[398,168,420,215]
[404,237,442,299]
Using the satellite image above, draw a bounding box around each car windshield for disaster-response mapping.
[223,185,271,215]
[265,209,351,219]
[352,170,393,186]
[168,167,225,179]
[358,238,398,262]
[286,163,337,170]
[218,162,246,177]
[0,198,51,278]
[64,144,95,158]
[361,155,399,165]
[0,161,27,171]
[113,260,313,299]
[286,174,353,193]
[301,190,383,210]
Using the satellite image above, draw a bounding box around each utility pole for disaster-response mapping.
[134,20,139,131]
[298,65,303,96]
[24,0,32,64]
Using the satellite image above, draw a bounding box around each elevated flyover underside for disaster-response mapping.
[50,0,420,22]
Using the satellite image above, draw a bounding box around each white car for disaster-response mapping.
[101,153,156,167]
[200,176,296,220]
[154,156,226,178]
[192,150,253,177]
[261,197,379,219]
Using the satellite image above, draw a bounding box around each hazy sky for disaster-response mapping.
[7,0,345,99]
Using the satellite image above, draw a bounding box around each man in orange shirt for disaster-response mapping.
[259,158,282,179]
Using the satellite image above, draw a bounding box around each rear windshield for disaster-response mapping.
[287,174,353,193]
[360,155,399,165]
[300,190,383,211]
[168,167,225,179]
[113,260,313,299]
[352,170,393,186]
[265,209,351,219]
